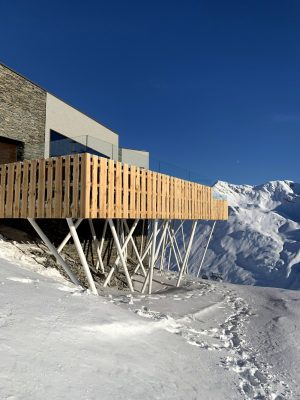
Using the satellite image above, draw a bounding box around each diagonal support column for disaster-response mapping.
[196,221,216,278]
[66,218,98,295]
[96,220,107,271]
[132,222,163,276]
[103,219,139,289]
[28,218,80,287]
[148,219,159,294]
[103,219,139,288]
[176,220,198,287]
[123,220,147,277]
[141,220,168,293]
[106,219,134,292]
[167,225,181,271]
[57,218,83,254]
[88,219,105,273]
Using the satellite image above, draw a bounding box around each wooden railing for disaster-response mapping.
[0,154,228,220]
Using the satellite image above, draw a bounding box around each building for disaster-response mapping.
[0,63,149,168]
[0,62,228,295]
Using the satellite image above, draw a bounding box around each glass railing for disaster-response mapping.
[48,134,224,190]
[150,157,215,186]
[50,135,118,160]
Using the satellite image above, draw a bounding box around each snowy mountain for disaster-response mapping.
[188,180,300,290]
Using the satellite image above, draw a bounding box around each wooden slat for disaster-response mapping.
[129,166,136,218]
[13,163,21,218]
[91,155,98,218]
[0,165,6,217]
[80,154,90,218]
[28,160,37,218]
[122,163,129,219]
[107,159,115,218]
[115,161,122,217]
[37,159,45,218]
[21,161,29,218]
[141,169,146,219]
[63,156,71,218]
[99,158,108,218]
[135,167,141,218]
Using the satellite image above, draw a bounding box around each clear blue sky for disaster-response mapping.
[1,0,300,184]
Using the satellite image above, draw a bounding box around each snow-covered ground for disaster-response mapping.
[0,236,299,399]
[188,180,300,290]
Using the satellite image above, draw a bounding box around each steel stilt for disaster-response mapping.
[28,218,80,286]
[176,220,198,287]
[57,218,83,254]
[196,221,216,278]
[106,219,134,292]
[66,218,98,295]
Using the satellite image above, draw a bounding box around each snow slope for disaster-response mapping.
[188,180,300,290]
[0,236,299,399]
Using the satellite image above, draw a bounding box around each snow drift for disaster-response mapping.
[188,180,300,290]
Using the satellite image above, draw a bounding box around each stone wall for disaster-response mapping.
[0,64,46,160]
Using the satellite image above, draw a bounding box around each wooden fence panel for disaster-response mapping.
[0,154,228,220]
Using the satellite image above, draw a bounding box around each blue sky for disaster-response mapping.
[1,0,300,184]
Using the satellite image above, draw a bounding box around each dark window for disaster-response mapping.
[0,136,24,164]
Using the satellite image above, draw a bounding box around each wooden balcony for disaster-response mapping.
[0,154,228,220]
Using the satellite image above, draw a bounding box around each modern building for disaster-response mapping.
[0,63,149,168]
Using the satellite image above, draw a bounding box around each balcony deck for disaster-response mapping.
[0,153,228,220]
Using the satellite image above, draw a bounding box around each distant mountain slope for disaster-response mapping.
[188,180,300,290]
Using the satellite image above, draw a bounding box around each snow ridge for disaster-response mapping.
[187,180,300,290]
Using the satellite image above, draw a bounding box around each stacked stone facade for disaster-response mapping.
[0,64,46,160]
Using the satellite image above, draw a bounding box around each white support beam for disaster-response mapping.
[123,220,147,277]
[170,224,183,264]
[139,220,145,256]
[106,219,134,292]
[103,219,139,288]
[196,221,216,278]
[167,226,181,271]
[159,221,168,271]
[132,223,164,276]
[57,218,83,254]
[66,218,98,295]
[96,220,107,271]
[161,220,184,256]
[148,219,159,294]
[88,219,105,273]
[141,220,169,292]
[181,220,186,253]
[176,220,198,287]
[28,218,80,287]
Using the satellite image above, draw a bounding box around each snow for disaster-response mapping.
[1,238,300,399]
[187,180,300,290]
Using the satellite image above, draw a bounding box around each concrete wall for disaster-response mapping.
[45,93,119,159]
[0,64,46,160]
[120,148,149,169]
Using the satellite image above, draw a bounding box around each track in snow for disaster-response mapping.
[109,281,292,400]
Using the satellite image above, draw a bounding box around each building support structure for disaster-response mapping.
[27,217,218,296]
